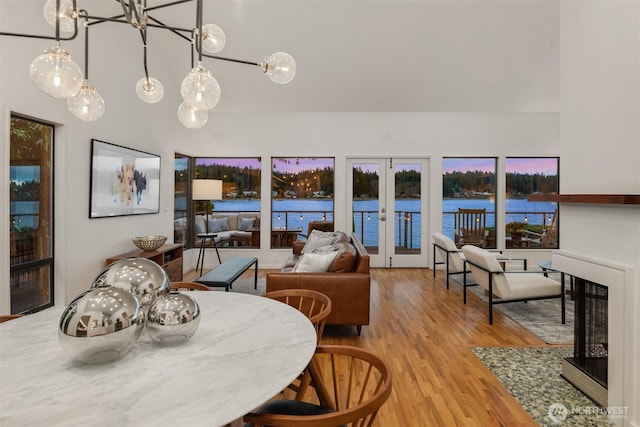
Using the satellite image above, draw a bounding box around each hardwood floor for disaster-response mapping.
[185,267,554,426]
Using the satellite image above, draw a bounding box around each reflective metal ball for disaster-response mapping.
[92,257,170,311]
[147,292,201,345]
[58,286,145,364]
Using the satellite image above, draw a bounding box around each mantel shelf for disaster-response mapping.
[527,194,640,205]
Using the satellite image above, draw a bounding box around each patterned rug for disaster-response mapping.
[455,274,574,344]
[473,347,615,427]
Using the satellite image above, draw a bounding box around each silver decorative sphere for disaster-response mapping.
[147,292,201,345]
[92,257,170,312]
[59,286,145,364]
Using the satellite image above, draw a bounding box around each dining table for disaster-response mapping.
[0,291,317,427]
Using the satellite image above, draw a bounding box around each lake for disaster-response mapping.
[181,197,557,249]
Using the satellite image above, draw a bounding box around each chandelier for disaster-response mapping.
[0,0,296,128]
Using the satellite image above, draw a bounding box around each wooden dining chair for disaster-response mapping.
[170,281,211,291]
[0,314,23,323]
[244,344,393,427]
[262,289,332,401]
[262,289,332,344]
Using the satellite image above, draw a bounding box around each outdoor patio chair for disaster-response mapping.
[461,244,565,325]
[523,209,558,249]
[454,208,487,248]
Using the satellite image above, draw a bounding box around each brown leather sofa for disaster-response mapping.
[266,232,370,335]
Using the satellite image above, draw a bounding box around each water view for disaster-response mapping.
[176,197,557,249]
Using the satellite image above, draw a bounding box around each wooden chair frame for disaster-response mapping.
[454,208,487,248]
[170,281,211,291]
[263,289,332,343]
[244,344,393,427]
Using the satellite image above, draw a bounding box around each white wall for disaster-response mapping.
[0,0,563,311]
[559,1,640,425]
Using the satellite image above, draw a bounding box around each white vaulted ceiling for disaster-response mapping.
[0,0,559,114]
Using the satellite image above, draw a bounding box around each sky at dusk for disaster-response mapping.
[443,157,558,175]
[195,157,557,176]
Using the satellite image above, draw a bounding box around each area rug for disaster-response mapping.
[455,274,574,344]
[472,347,615,427]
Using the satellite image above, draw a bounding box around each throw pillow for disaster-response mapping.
[293,251,339,272]
[208,218,222,233]
[253,217,261,228]
[308,229,335,240]
[239,217,256,231]
[217,217,231,231]
[302,236,335,254]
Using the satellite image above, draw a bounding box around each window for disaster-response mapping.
[174,154,190,248]
[442,157,497,248]
[195,157,261,247]
[505,157,559,249]
[271,157,334,247]
[9,114,54,314]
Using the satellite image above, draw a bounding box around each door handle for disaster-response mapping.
[380,215,386,221]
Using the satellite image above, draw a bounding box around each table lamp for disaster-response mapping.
[192,179,223,233]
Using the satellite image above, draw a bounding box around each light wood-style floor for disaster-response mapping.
[185,267,557,426]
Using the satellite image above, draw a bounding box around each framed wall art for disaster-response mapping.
[90,139,161,218]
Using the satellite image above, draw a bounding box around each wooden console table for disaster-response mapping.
[105,243,183,281]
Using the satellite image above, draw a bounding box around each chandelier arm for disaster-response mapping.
[201,53,259,67]
[117,0,133,25]
[82,10,89,79]
[196,0,203,63]
[145,16,192,42]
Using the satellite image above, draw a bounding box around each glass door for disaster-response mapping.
[348,158,428,268]
[9,115,54,314]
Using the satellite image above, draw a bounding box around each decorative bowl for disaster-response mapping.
[132,235,167,252]
[91,257,170,312]
[58,286,145,364]
[147,292,201,345]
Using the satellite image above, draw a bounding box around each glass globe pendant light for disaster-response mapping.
[66,79,105,121]
[29,43,83,98]
[201,24,226,54]
[180,62,220,111]
[136,77,164,103]
[177,102,208,129]
[43,0,76,34]
[260,51,296,84]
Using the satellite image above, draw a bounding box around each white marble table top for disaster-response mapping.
[0,292,317,427]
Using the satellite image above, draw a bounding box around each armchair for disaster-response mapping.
[461,244,565,325]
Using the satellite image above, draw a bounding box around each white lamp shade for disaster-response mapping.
[192,179,222,201]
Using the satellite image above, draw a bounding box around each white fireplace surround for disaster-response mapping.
[553,250,637,427]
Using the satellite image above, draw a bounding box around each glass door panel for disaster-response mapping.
[348,158,428,268]
[9,115,54,314]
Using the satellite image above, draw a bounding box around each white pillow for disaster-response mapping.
[293,251,339,272]
[308,229,334,240]
[302,236,335,254]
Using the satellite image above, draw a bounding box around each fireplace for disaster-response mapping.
[562,278,608,406]
[552,249,631,424]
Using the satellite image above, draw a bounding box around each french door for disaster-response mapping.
[347,158,428,268]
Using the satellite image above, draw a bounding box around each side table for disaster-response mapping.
[197,233,221,275]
